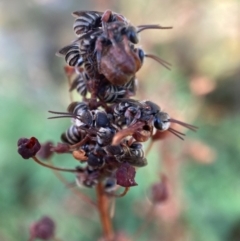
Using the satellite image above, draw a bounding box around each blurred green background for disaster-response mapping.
[1,0,240,240]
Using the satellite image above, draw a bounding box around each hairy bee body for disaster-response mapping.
[106,141,146,167]
[70,71,89,97]
[98,76,136,103]
[96,127,115,147]
[61,125,86,145]
[122,142,147,167]
[72,10,128,36]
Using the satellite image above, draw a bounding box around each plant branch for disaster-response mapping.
[96,182,114,241]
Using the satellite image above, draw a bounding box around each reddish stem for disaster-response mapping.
[109,187,130,198]
[96,182,114,241]
[32,156,77,173]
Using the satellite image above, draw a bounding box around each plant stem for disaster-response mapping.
[96,182,114,241]
[32,156,77,173]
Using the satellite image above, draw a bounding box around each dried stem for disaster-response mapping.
[109,187,130,198]
[96,182,114,241]
[145,139,154,157]
[32,156,77,173]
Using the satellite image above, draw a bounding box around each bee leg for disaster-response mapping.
[94,36,105,73]
[127,137,135,147]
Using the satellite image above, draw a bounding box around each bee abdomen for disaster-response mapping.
[61,125,84,144]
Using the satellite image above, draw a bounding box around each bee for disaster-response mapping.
[69,69,90,97]
[67,101,93,127]
[66,67,136,103]
[72,10,128,36]
[106,141,147,167]
[61,125,86,145]
[48,102,111,129]
[58,9,172,85]
[97,76,137,103]
[87,153,105,169]
[58,43,84,67]
[122,142,147,167]
[113,99,198,140]
[94,23,171,85]
[96,127,115,147]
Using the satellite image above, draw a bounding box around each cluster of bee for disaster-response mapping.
[52,10,197,190]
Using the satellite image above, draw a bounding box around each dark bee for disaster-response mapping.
[58,10,172,84]
[58,43,84,67]
[67,101,93,127]
[61,125,86,145]
[67,67,136,103]
[87,153,105,169]
[69,70,90,97]
[122,142,147,167]
[72,10,128,36]
[113,98,142,126]
[49,103,110,129]
[106,141,147,167]
[91,110,110,128]
[96,127,115,147]
[98,76,137,103]
[113,99,198,140]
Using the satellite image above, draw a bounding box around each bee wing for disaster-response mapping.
[72,10,103,18]
[72,29,103,44]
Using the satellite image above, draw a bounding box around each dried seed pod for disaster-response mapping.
[17,137,41,159]
[116,162,137,187]
[29,216,55,240]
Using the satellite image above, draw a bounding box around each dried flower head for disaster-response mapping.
[116,163,137,187]
[151,175,168,204]
[17,137,41,159]
[29,216,55,240]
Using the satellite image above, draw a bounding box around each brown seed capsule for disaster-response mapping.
[72,149,88,162]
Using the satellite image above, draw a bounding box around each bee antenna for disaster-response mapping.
[168,127,185,140]
[169,118,198,132]
[137,24,173,33]
[144,54,171,70]
[48,110,83,122]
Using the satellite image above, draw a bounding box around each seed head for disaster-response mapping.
[29,216,55,240]
[17,137,41,159]
[116,162,138,187]
[151,175,168,203]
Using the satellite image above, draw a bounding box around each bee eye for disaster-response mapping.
[137,49,145,63]
[127,30,139,44]
[154,117,164,130]
[154,113,170,131]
